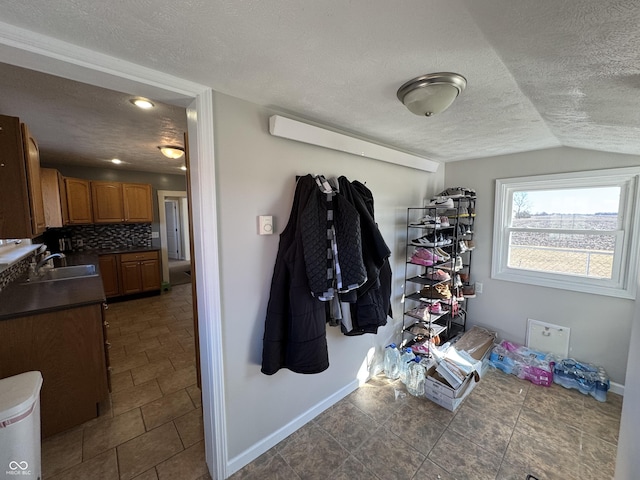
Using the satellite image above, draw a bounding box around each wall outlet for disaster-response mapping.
[151,231,159,238]
[475,282,483,294]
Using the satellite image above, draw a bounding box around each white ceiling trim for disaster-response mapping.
[269,115,440,173]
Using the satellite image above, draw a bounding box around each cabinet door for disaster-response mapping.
[0,304,108,438]
[92,181,124,223]
[21,123,46,235]
[0,115,32,238]
[40,168,64,228]
[123,183,153,222]
[120,261,142,294]
[65,177,93,224]
[98,254,120,297]
[140,259,161,291]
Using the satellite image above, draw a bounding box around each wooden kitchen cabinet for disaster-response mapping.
[98,254,120,298]
[0,303,109,437]
[123,183,153,222]
[119,250,161,295]
[41,167,69,228]
[92,181,124,223]
[92,181,153,223]
[65,177,93,224]
[0,114,46,238]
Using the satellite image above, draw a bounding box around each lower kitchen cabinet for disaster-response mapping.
[0,303,109,437]
[100,250,161,297]
[98,254,120,298]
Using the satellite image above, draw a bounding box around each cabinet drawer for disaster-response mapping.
[120,251,159,262]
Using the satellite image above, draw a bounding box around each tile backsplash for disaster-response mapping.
[0,253,36,292]
[46,224,152,251]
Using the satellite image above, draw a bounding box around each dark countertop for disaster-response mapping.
[0,247,159,320]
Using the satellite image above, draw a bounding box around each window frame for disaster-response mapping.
[492,167,640,299]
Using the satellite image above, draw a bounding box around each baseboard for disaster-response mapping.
[610,381,624,396]
[225,379,360,476]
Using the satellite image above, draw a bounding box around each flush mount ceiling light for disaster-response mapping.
[158,145,185,159]
[111,158,122,164]
[130,97,155,109]
[397,72,466,116]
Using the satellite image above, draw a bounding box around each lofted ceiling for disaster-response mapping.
[0,0,638,173]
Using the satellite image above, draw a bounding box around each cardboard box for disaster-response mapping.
[424,327,496,411]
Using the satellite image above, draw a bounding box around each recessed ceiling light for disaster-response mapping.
[130,97,155,109]
[111,158,122,164]
[180,166,187,171]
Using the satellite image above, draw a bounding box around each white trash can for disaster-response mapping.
[0,371,43,480]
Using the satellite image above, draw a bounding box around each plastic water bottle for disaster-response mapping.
[399,348,415,384]
[384,344,400,379]
[406,358,426,397]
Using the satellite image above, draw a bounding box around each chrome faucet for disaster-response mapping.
[36,252,67,273]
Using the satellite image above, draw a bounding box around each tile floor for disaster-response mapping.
[230,369,622,480]
[40,283,210,480]
[40,282,622,480]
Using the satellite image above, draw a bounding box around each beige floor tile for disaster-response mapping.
[125,337,163,355]
[109,351,150,374]
[109,332,142,348]
[168,319,195,331]
[111,380,164,416]
[119,320,152,336]
[168,350,196,370]
[328,455,379,480]
[83,408,146,460]
[141,389,195,431]
[412,458,456,480]
[157,364,197,394]
[117,422,184,480]
[110,371,134,393]
[353,425,424,480]
[156,441,209,480]
[186,385,202,408]
[174,408,204,448]
[138,325,172,340]
[316,399,379,452]
[42,428,83,478]
[383,404,447,456]
[229,452,297,480]
[48,448,118,480]
[131,358,176,385]
[428,429,502,480]
[132,468,159,480]
[448,402,517,456]
[278,423,350,479]
[144,341,186,362]
[580,432,617,479]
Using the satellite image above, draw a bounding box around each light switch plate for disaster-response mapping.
[258,215,274,235]
[151,231,159,238]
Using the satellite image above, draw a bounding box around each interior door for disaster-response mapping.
[165,199,181,260]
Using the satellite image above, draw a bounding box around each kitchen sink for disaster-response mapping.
[23,264,98,283]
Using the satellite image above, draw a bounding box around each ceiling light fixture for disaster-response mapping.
[397,72,466,116]
[158,145,185,159]
[180,166,187,171]
[111,158,122,164]
[130,97,155,109]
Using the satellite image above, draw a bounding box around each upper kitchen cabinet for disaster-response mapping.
[91,181,124,223]
[65,177,93,224]
[0,114,46,238]
[92,181,153,223]
[123,183,153,222]
[41,168,69,228]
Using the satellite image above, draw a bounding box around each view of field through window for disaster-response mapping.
[507,187,620,279]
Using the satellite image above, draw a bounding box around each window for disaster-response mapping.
[492,167,640,299]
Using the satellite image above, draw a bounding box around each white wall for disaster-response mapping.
[615,292,640,478]
[212,92,444,465]
[444,147,640,383]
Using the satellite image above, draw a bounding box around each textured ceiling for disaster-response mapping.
[0,0,638,173]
